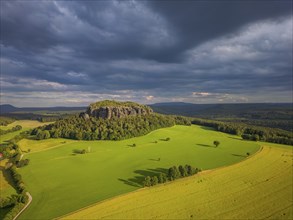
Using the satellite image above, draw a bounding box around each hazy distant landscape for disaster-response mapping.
[0,0,292,220]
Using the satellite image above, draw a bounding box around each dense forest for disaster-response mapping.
[31,114,191,141]
[191,118,293,145]
[151,103,292,131]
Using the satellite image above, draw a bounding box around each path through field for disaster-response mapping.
[62,146,293,219]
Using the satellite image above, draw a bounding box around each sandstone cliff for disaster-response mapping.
[80,100,153,120]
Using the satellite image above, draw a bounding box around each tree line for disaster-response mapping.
[191,118,293,145]
[143,165,201,187]
[31,114,191,141]
[0,132,30,220]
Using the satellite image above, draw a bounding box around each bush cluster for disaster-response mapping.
[2,202,26,220]
[9,166,26,193]
[143,165,201,187]
[16,159,30,168]
[73,149,87,154]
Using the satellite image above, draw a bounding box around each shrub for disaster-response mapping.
[143,176,152,187]
[151,176,159,186]
[213,140,220,147]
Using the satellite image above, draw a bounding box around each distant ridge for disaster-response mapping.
[151,102,191,106]
[0,104,86,114]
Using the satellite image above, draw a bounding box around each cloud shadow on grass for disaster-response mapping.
[118,167,168,187]
[231,153,246,157]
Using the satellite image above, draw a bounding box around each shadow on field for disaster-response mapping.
[0,165,16,191]
[228,137,242,140]
[231,154,246,157]
[118,167,168,187]
[196,144,214,148]
[149,158,161,162]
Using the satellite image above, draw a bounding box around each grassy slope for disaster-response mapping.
[0,120,52,130]
[62,145,293,220]
[18,125,260,219]
[18,138,75,153]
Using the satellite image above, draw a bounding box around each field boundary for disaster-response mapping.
[13,192,32,220]
[56,145,264,220]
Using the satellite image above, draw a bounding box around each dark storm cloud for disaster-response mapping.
[0,0,292,106]
[147,0,291,60]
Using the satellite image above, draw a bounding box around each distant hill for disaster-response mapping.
[151,102,192,107]
[0,104,86,114]
[150,102,292,118]
[150,102,293,131]
[0,104,19,113]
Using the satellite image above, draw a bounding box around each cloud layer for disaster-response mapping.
[1,0,292,107]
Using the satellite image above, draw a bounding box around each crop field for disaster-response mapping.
[62,145,293,219]
[17,125,260,219]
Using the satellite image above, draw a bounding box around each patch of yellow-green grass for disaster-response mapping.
[0,159,16,198]
[0,120,53,144]
[18,138,76,153]
[61,146,293,220]
[0,120,52,130]
[0,131,24,144]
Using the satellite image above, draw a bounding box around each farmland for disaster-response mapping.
[16,124,260,219]
[62,145,293,219]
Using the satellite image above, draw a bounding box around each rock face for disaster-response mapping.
[82,100,153,119]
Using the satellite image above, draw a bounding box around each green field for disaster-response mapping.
[0,120,53,144]
[62,145,293,219]
[18,125,260,219]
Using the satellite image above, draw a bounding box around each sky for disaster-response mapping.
[0,0,292,107]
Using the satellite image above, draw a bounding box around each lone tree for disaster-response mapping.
[213,140,220,147]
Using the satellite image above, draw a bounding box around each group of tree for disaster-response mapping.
[0,116,15,126]
[191,118,293,146]
[143,165,201,187]
[0,125,22,136]
[8,165,27,193]
[31,114,191,141]
[0,193,29,220]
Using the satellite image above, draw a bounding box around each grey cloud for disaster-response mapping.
[0,1,292,106]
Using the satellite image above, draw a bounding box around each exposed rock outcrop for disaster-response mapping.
[81,100,153,119]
